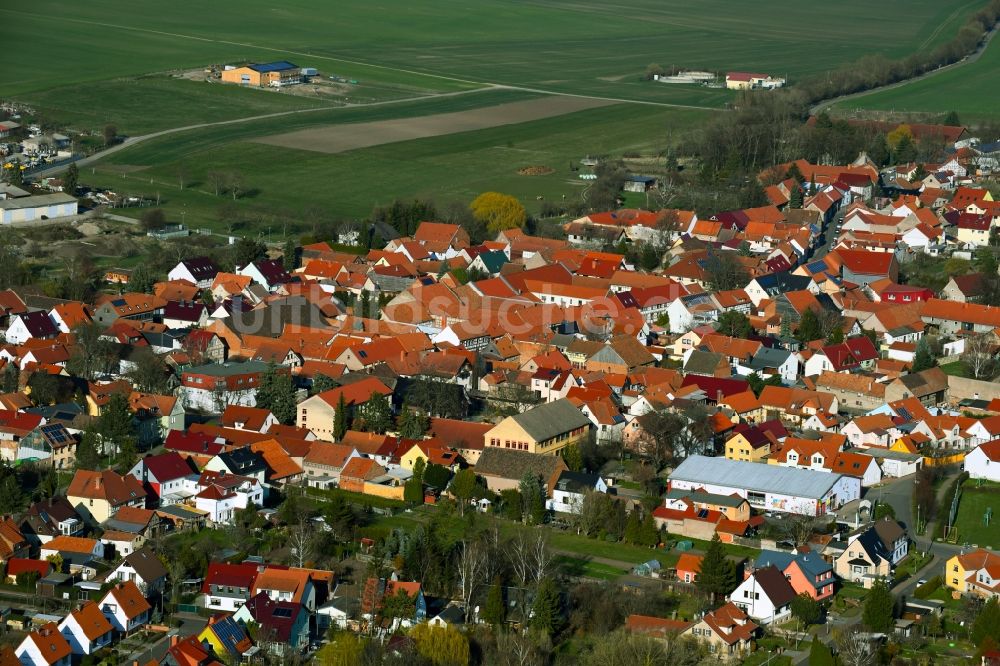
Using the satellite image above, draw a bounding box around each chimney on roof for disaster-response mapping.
[95,475,103,489]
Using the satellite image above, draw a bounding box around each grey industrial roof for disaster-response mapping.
[509,399,590,442]
[847,447,921,462]
[669,455,847,499]
[0,192,76,210]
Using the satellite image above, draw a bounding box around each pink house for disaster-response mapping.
[751,549,834,601]
[675,553,703,584]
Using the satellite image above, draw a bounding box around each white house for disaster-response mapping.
[546,471,608,513]
[965,440,1000,482]
[189,471,265,526]
[167,257,219,289]
[15,623,72,666]
[4,310,59,345]
[58,601,114,655]
[728,565,796,625]
[99,581,152,634]
[107,546,169,597]
[237,259,291,292]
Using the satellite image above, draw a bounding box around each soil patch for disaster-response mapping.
[253,96,613,154]
[517,165,555,175]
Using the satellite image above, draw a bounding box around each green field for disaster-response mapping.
[81,90,710,231]
[2,0,987,129]
[953,480,1000,548]
[830,32,1000,120]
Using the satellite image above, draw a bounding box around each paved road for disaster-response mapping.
[810,24,999,115]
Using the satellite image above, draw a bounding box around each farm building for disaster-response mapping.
[221,61,301,88]
[624,175,657,193]
[0,193,77,224]
[667,455,860,516]
[725,72,785,90]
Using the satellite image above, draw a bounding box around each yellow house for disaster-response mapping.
[398,441,460,472]
[945,549,1000,598]
[724,428,774,463]
[198,617,252,658]
[66,470,147,525]
[483,399,591,456]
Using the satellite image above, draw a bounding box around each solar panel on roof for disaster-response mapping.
[806,260,826,272]
[112,299,126,307]
[272,608,293,618]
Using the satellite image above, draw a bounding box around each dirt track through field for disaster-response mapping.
[252,96,614,154]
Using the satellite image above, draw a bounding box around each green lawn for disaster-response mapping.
[3,0,985,110]
[953,480,1000,548]
[79,94,710,232]
[554,555,626,581]
[939,360,969,378]
[831,28,1000,120]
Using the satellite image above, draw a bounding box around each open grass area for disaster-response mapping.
[80,94,710,232]
[953,479,1000,548]
[554,555,626,581]
[831,31,1000,121]
[3,0,986,121]
[939,360,969,378]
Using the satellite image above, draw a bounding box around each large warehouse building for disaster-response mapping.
[668,455,861,516]
[221,61,301,88]
[0,192,78,224]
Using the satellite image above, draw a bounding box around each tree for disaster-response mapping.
[788,182,804,208]
[696,534,738,602]
[232,236,267,269]
[0,363,19,394]
[518,473,546,524]
[716,310,752,338]
[796,307,822,342]
[255,364,296,425]
[704,250,749,292]
[835,624,877,666]
[962,333,998,380]
[282,237,298,271]
[207,170,227,197]
[357,392,392,434]
[75,426,102,470]
[561,442,583,472]
[140,208,167,232]
[531,577,563,636]
[972,597,1000,648]
[63,163,79,195]
[333,393,348,440]
[791,593,822,627]
[862,578,894,632]
[404,458,425,504]
[227,171,246,200]
[126,346,171,394]
[808,636,835,666]
[410,622,469,666]
[623,507,641,544]
[2,162,25,187]
[423,463,452,491]
[912,336,937,372]
[470,191,526,235]
[873,503,896,521]
[103,124,118,146]
[639,510,659,547]
[0,474,25,514]
[450,468,478,515]
[397,408,428,439]
[644,63,665,80]
[312,373,337,396]
[97,392,137,464]
[499,488,522,522]
[128,263,155,293]
[738,179,768,208]
[482,576,505,626]
[316,633,366,665]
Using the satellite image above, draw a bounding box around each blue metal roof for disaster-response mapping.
[248,61,298,73]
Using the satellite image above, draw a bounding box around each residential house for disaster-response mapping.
[233,593,310,653]
[302,442,359,489]
[57,601,114,656]
[361,578,427,630]
[965,440,1000,482]
[474,447,568,495]
[66,469,147,525]
[162,301,208,330]
[945,548,1000,599]
[20,497,84,547]
[91,293,166,327]
[100,581,151,635]
[107,546,168,597]
[752,549,835,601]
[252,566,316,611]
[204,448,267,483]
[834,519,908,587]
[942,274,985,303]
[238,259,292,292]
[625,614,694,643]
[193,470,265,525]
[221,405,279,433]
[129,452,198,506]
[0,517,28,563]
[883,367,949,405]
[483,398,591,456]
[202,561,261,612]
[728,565,796,624]
[15,623,72,666]
[675,553,703,584]
[921,299,1000,336]
[724,425,780,463]
[41,536,104,575]
[296,377,394,440]
[546,471,608,513]
[5,311,59,345]
[197,616,253,661]
[680,603,758,658]
[168,258,219,289]
[179,361,274,412]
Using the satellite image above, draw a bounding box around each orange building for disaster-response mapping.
[221,61,301,88]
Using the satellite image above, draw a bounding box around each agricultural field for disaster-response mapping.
[80,90,711,231]
[952,479,1000,548]
[830,31,1000,120]
[2,0,987,132]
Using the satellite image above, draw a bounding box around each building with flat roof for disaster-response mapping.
[668,455,860,516]
[221,61,301,88]
[0,193,77,224]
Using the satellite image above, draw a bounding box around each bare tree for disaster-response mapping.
[962,332,998,380]
[227,171,246,200]
[782,515,817,547]
[495,630,550,666]
[207,171,227,197]
[288,518,313,568]
[456,540,487,622]
[834,624,877,666]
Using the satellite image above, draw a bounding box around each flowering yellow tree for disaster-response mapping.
[470,191,526,235]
